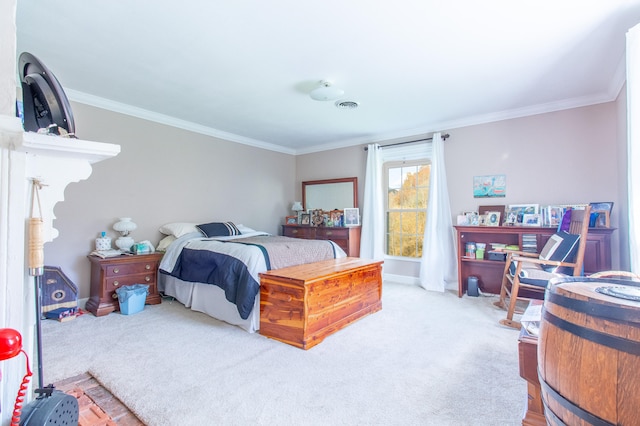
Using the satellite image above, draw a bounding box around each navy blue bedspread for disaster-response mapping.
[161,249,259,320]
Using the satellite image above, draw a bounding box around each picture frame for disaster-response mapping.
[595,211,610,228]
[522,214,542,227]
[473,174,506,198]
[589,202,614,215]
[478,205,505,223]
[300,213,310,225]
[285,215,298,225]
[330,209,343,226]
[485,211,501,227]
[507,204,539,225]
[546,206,565,227]
[343,208,360,226]
[310,209,324,227]
[589,202,613,228]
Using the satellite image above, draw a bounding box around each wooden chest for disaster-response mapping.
[259,257,383,350]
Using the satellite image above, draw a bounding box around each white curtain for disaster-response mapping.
[419,133,457,292]
[627,24,640,273]
[360,143,384,260]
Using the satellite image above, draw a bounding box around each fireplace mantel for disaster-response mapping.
[0,114,120,422]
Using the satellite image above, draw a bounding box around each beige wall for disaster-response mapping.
[297,102,625,278]
[44,102,296,298]
[44,99,627,297]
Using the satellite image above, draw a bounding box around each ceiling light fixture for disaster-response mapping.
[309,80,344,101]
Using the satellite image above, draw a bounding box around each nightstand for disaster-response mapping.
[86,252,163,317]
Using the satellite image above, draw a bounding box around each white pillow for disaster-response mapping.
[158,222,201,238]
[156,235,176,252]
[236,224,257,234]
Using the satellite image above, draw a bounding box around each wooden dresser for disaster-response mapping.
[282,224,361,257]
[86,252,163,316]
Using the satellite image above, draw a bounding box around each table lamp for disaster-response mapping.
[113,217,137,251]
[292,201,303,223]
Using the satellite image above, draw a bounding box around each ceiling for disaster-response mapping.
[15,1,640,155]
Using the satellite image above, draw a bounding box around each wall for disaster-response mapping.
[44,102,296,299]
[297,102,624,278]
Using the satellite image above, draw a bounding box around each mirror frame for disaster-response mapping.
[302,177,358,211]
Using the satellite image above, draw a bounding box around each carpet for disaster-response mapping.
[42,282,524,425]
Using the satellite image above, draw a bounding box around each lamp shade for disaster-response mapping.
[292,201,303,212]
[113,217,137,236]
[113,217,137,251]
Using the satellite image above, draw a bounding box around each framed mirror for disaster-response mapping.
[302,177,358,211]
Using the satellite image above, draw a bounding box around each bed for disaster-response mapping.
[156,222,347,332]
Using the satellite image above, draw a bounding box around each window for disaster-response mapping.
[385,160,431,257]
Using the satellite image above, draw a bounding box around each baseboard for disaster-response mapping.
[383,273,420,286]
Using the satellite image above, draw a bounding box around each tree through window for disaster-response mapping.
[385,160,431,257]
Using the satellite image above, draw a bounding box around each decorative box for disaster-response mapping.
[488,251,507,261]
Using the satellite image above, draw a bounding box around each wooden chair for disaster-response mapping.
[495,206,591,329]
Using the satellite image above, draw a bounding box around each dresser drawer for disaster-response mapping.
[316,228,349,239]
[106,260,158,277]
[283,226,315,239]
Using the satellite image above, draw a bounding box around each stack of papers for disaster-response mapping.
[521,302,542,336]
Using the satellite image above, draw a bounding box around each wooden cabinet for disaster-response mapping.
[86,252,163,316]
[454,226,615,297]
[282,225,361,257]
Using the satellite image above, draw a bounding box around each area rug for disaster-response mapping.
[42,282,524,425]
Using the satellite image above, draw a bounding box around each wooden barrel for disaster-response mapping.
[538,276,640,426]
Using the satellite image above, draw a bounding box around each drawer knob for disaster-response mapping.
[112,293,118,299]
[291,229,298,234]
[113,268,120,274]
[113,281,119,286]
[326,231,332,236]
[145,264,151,270]
[145,276,151,282]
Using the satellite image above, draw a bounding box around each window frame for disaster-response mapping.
[383,158,432,259]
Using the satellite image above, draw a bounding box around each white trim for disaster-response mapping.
[384,273,420,286]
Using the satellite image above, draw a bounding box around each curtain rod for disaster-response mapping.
[363,133,450,151]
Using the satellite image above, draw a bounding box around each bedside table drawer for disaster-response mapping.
[106,272,156,291]
[106,260,158,277]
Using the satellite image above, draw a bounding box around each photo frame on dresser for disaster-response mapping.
[300,213,310,225]
[343,208,360,226]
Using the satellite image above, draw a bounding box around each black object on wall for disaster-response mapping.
[18,52,75,136]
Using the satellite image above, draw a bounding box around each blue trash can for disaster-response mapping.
[116,284,149,315]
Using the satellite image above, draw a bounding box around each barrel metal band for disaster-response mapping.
[539,376,614,426]
[543,310,640,356]
[547,291,640,324]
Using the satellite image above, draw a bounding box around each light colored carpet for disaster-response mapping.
[42,282,525,425]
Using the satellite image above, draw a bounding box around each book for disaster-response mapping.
[90,249,124,258]
[45,307,77,322]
